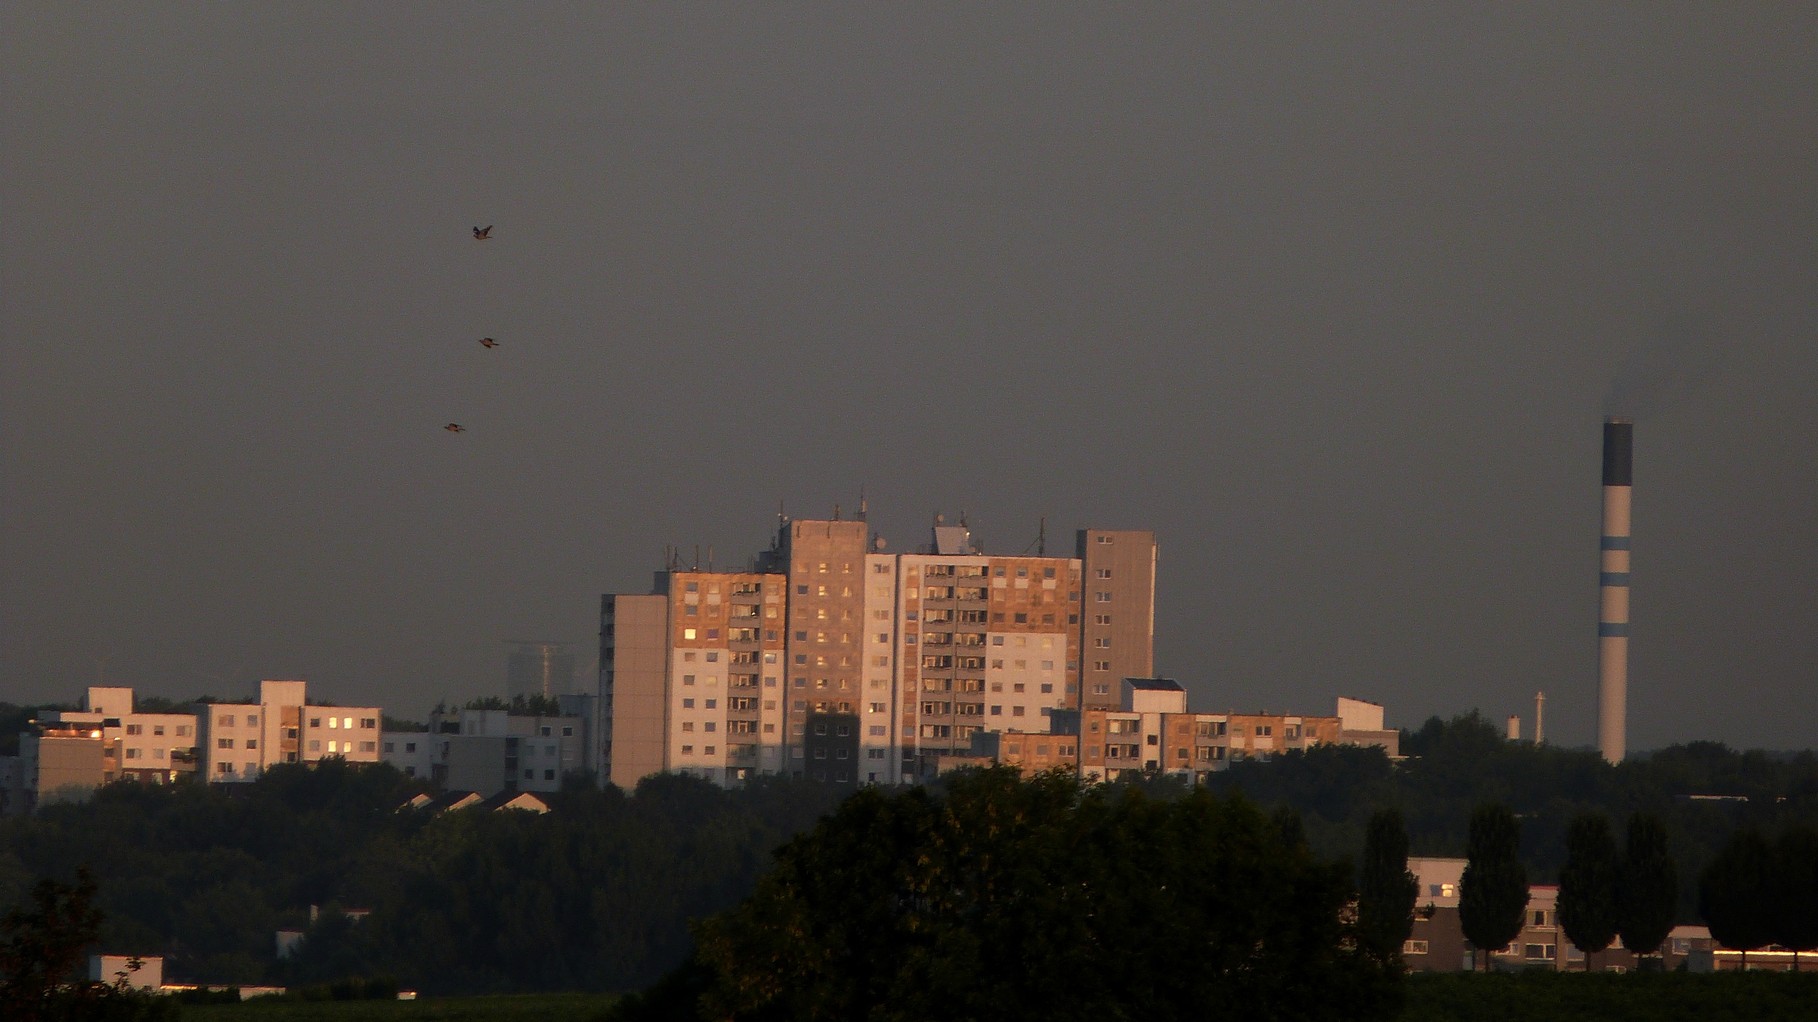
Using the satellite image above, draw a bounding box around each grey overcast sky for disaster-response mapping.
[3,4,1813,752]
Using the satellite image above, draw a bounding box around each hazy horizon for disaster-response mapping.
[4,5,1813,752]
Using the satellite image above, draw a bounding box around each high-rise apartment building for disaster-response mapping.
[600,592,669,786]
[1077,529,1158,709]
[598,512,1154,789]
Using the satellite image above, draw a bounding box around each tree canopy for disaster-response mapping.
[667,767,1400,1022]
[1617,812,1677,960]
[1357,807,1418,966]
[1556,813,1620,964]
[1459,804,1527,970]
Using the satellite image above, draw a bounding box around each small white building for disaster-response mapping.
[89,954,162,991]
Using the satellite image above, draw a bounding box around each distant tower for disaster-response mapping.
[1534,691,1546,745]
[507,641,575,700]
[1598,419,1632,764]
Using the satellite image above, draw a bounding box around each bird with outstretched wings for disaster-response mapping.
[473,225,492,240]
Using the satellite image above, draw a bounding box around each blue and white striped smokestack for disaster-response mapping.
[1599,418,1632,764]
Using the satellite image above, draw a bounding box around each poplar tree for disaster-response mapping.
[1356,808,1418,966]
[1699,827,1774,969]
[1616,812,1677,963]
[1458,804,1527,971]
[1771,824,1818,967]
[1556,813,1619,968]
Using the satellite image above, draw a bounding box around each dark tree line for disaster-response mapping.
[0,761,843,994]
[1699,824,1818,967]
[4,710,1818,995]
[1555,811,1678,966]
[614,768,1403,1022]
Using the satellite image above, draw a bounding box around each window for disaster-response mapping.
[328,716,339,729]
[1093,660,1111,671]
[1095,568,1112,579]
[217,737,235,749]
[126,724,143,736]
[360,741,376,753]
[684,628,696,640]
[246,739,258,750]
[1095,592,1112,603]
[683,698,695,708]
[1094,637,1111,648]
[221,715,236,727]
[1403,940,1429,955]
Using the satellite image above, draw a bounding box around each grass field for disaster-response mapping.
[177,993,618,1022]
[173,972,1818,1022]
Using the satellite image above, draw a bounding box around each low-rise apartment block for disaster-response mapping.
[1,681,384,813]
[944,679,1396,783]
[380,699,594,797]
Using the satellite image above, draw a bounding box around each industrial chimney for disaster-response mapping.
[1599,419,1632,763]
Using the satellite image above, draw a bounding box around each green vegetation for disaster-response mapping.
[177,992,615,1022]
[1357,807,1418,965]
[618,767,1400,1021]
[1,869,176,1021]
[4,710,1818,999]
[1401,971,1818,1022]
[1618,812,1677,958]
[1557,813,1620,963]
[1460,804,1528,971]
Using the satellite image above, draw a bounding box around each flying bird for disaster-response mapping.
[444,423,466,433]
[479,337,498,348]
[473,225,492,240]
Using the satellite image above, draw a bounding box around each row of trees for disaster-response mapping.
[6,710,1818,994]
[1698,825,1818,966]
[1554,813,1679,965]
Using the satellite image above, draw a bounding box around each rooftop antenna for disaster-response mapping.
[834,503,841,521]
[858,486,868,521]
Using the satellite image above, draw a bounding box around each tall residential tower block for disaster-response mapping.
[598,514,1158,789]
